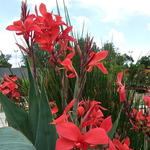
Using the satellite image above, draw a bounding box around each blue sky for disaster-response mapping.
[0,0,150,67]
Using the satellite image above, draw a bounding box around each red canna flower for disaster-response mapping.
[60,58,77,78]
[0,74,20,100]
[144,95,150,108]
[136,110,145,121]
[86,51,108,74]
[6,14,41,40]
[34,3,75,54]
[56,122,109,150]
[80,100,107,128]
[113,137,133,150]
[117,72,126,102]
[51,99,76,124]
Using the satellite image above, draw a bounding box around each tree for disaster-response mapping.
[101,42,134,67]
[0,51,12,68]
[137,55,150,69]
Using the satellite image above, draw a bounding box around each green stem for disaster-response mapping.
[144,135,150,150]
[61,72,68,110]
[72,76,79,123]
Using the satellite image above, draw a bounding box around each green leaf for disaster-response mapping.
[108,104,123,139]
[144,136,150,150]
[26,60,39,143]
[35,85,57,150]
[0,93,31,141]
[0,127,36,150]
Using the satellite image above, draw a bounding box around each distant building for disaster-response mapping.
[0,68,28,79]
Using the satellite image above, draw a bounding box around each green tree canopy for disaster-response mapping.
[137,55,150,69]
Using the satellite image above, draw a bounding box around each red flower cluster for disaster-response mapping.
[117,72,150,142]
[130,97,150,131]
[0,74,20,99]
[6,3,76,75]
[7,3,109,78]
[50,99,134,150]
[50,100,110,149]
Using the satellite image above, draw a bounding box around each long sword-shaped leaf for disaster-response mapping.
[27,60,39,143]
[108,104,123,139]
[0,93,31,141]
[0,127,36,150]
[35,85,57,150]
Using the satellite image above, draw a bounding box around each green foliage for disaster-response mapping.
[0,61,57,150]
[0,93,31,140]
[35,85,57,150]
[0,51,12,68]
[127,63,150,87]
[0,127,36,150]
[108,104,123,139]
[137,55,150,69]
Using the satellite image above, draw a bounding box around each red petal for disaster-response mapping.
[64,99,76,113]
[6,25,20,31]
[95,63,108,74]
[86,66,93,72]
[144,95,150,108]
[66,47,75,59]
[83,128,109,145]
[100,116,112,132]
[56,138,74,150]
[94,51,108,62]
[108,138,116,150]
[2,89,10,95]
[13,20,22,26]
[88,51,108,66]
[123,137,130,146]
[77,106,85,117]
[51,107,58,115]
[118,86,126,102]
[39,3,47,16]
[61,58,77,78]
[62,26,73,36]
[113,139,124,149]
[56,122,81,141]
[52,114,68,124]
[117,72,123,86]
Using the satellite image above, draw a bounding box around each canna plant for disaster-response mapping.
[116,72,150,150]
[0,0,145,150]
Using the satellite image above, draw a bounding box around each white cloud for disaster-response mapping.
[73,16,90,25]
[147,23,150,31]
[72,16,90,33]
[75,0,150,22]
[0,30,25,67]
[107,29,126,44]
[0,31,18,54]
